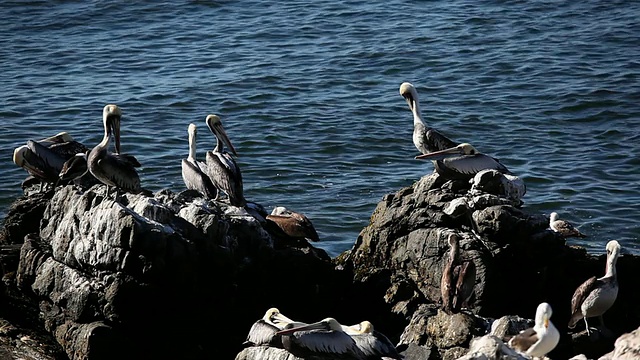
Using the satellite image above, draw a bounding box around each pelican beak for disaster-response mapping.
[275,321,326,336]
[272,312,295,326]
[544,316,549,328]
[213,122,238,156]
[404,95,414,111]
[112,115,121,154]
[415,146,463,161]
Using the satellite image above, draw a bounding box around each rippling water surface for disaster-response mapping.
[1,0,639,257]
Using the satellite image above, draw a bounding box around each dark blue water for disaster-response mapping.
[1,0,639,257]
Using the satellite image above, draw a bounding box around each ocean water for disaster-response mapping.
[1,0,638,257]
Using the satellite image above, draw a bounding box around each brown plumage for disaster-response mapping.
[441,234,476,313]
[550,212,587,238]
[266,207,320,242]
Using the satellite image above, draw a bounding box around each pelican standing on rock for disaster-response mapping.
[244,308,300,348]
[181,123,217,199]
[204,114,245,207]
[276,318,366,359]
[568,240,621,335]
[88,104,141,197]
[416,143,511,180]
[399,82,458,154]
[508,302,560,358]
[341,321,401,359]
[441,234,476,313]
[549,212,587,238]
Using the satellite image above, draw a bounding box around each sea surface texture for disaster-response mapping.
[1,0,638,257]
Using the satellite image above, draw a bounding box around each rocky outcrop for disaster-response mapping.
[599,326,640,360]
[1,184,352,359]
[337,172,640,359]
[2,169,640,360]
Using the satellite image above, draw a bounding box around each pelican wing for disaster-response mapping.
[59,153,88,182]
[508,327,538,352]
[453,261,476,311]
[206,151,244,206]
[352,332,400,358]
[552,220,586,238]
[115,153,141,167]
[245,320,278,346]
[439,154,510,177]
[48,140,89,159]
[569,276,597,327]
[291,330,361,357]
[181,159,217,199]
[424,126,458,153]
[96,154,141,192]
[27,140,67,174]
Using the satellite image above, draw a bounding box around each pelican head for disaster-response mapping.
[205,114,238,156]
[103,104,122,154]
[40,132,75,145]
[535,302,553,329]
[188,123,197,137]
[263,307,295,327]
[13,145,28,167]
[605,240,621,275]
[549,212,559,223]
[343,320,374,335]
[276,317,343,336]
[415,143,477,160]
[447,234,459,247]
[399,82,418,111]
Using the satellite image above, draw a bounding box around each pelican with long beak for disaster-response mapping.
[181,123,217,199]
[87,104,141,197]
[399,82,458,154]
[568,240,621,335]
[204,114,245,207]
[341,321,401,359]
[415,143,511,180]
[243,308,301,348]
[276,318,366,359]
[13,132,88,190]
[508,302,560,357]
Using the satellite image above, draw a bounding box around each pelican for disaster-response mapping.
[549,212,587,238]
[276,318,366,359]
[87,104,141,197]
[415,143,511,180]
[13,132,88,190]
[568,240,621,335]
[266,206,320,242]
[399,82,458,154]
[57,151,89,186]
[441,234,476,313]
[243,308,301,348]
[181,123,217,199]
[204,114,245,207]
[341,321,401,359]
[508,302,560,358]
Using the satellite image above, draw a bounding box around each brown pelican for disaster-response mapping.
[57,151,89,185]
[508,302,560,358]
[266,206,320,242]
[568,240,621,335]
[399,82,458,154]
[276,318,366,359]
[416,143,511,180]
[441,234,476,313]
[243,308,301,348]
[13,132,88,189]
[550,212,587,238]
[87,104,142,197]
[204,114,245,207]
[341,321,401,359]
[181,123,217,199]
